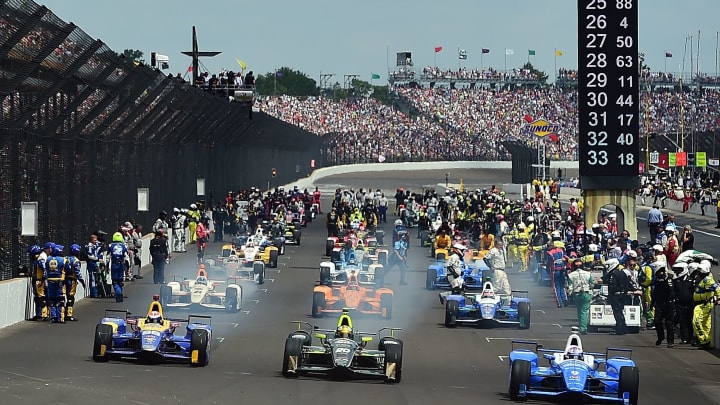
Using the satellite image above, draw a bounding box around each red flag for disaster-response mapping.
[548,134,559,143]
[523,114,533,123]
[187,65,193,72]
[434,46,443,53]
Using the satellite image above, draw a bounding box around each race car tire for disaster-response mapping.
[325,240,334,256]
[225,287,239,313]
[426,268,437,290]
[282,337,303,377]
[189,329,209,367]
[517,301,531,330]
[618,366,639,405]
[312,292,325,318]
[293,230,301,244]
[254,264,265,285]
[378,337,403,352]
[159,285,172,307]
[445,300,459,328]
[419,230,428,247]
[383,342,402,383]
[287,331,311,347]
[508,360,531,401]
[269,249,279,268]
[378,250,388,268]
[380,293,392,319]
[93,324,113,362]
[375,230,384,246]
[319,266,331,286]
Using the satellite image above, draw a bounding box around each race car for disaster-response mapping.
[443,279,531,329]
[92,296,212,367]
[588,285,642,334]
[221,254,265,284]
[232,238,280,268]
[284,221,302,245]
[313,271,393,318]
[160,268,242,312]
[319,261,383,287]
[426,258,490,290]
[507,326,639,404]
[281,309,403,383]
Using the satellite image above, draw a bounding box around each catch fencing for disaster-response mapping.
[0,0,321,279]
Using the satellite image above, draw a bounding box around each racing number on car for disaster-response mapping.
[335,347,352,354]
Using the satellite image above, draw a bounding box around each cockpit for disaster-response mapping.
[196,276,208,285]
[335,311,354,338]
[346,272,360,291]
[481,281,495,298]
[563,329,584,360]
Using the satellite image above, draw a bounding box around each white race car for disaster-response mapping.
[160,269,242,313]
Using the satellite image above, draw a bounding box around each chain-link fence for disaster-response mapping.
[0,0,321,279]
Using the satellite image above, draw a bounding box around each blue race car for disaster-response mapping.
[444,279,531,329]
[507,327,639,404]
[426,259,490,290]
[92,296,212,367]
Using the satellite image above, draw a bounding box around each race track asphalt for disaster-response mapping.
[1,168,719,405]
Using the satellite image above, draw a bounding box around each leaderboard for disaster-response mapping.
[578,0,640,189]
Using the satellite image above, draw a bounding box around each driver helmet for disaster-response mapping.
[566,345,583,360]
[112,232,123,242]
[196,276,207,285]
[453,243,468,252]
[336,325,353,339]
[147,311,162,324]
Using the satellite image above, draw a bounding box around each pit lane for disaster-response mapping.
[0,168,718,405]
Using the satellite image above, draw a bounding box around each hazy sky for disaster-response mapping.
[37,0,720,84]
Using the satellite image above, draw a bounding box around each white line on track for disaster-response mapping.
[0,369,50,382]
[534,309,546,314]
[260,289,268,293]
[252,300,260,304]
[242,311,250,315]
[636,216,720,238]
[498,355,509,362]
[129,400,152,405]
[486,337,559,342]
[217,337,225,343]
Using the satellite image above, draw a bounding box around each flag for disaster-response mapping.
[434,46,443,53]
[665,52,673,58]
[555,49,563,57]
[371,73,381,80]
[482,48,490,54]
[458,49,467,60]
[187,65,193,72]
[236,59,247,70]
[548,134,559,143]
[275,70,283,78]
[528,49,536,56]
[505,49,514,55]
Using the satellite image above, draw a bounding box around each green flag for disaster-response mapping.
[528,49,536,56]
[371,73,381,80]
[697,151,707,167]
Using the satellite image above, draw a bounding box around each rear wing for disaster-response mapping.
[512,340,542,352]
[189,314,212,326]
[606,347,632,359]
[104,309,131,319]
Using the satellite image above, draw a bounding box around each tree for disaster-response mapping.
[121,49,144,62]
[255,67,319,96]
[521,61,548,84]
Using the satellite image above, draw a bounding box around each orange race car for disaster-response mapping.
[312,271,393,319]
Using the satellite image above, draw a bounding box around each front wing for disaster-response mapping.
[521,369,625,403]
[291,346,387,379]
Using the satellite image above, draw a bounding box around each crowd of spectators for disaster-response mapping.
[418,66,539,82]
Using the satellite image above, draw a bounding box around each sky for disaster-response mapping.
[36,0,720,85]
